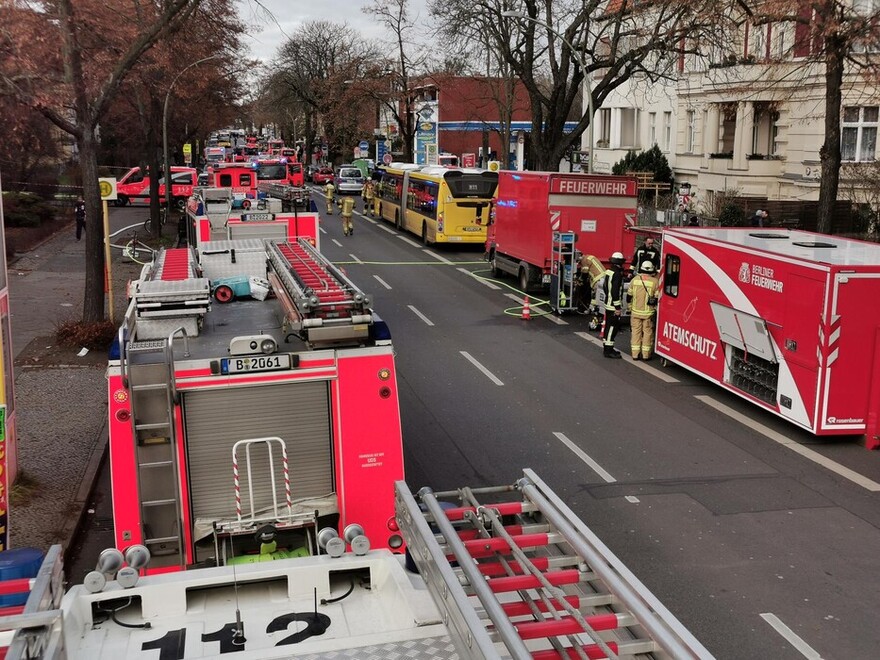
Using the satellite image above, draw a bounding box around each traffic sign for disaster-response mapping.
[359,140,369,152]
[353,147,362,159]
[383,153,393,165]
[99,177,118,201]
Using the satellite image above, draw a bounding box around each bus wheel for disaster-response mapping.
[173,197,186,211]
[421,222,430,246]
[518,264,531,292]
[490,250,501,277]
[214,285,234,303]
[115,195,129,207]
[394,211,401,230]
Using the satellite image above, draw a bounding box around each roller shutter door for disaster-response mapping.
[183,381,332,521]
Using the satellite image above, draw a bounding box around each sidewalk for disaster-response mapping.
[7,221,137,554]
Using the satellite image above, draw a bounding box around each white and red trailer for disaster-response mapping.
[656,227,880,440]
[107,214,404,574]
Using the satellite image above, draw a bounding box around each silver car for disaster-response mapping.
[335,166,365,195]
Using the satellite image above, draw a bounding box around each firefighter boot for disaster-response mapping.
[603,346,622,359]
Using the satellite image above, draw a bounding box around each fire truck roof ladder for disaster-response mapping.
[395,468,714,660]
[267,239,373,348]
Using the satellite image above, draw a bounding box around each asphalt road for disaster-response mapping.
[69,190,880,659]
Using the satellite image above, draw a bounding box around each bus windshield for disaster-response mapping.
[257,164,287,180]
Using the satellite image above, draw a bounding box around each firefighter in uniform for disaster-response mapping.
[362,179,376,216]
[602,252,626,358]
[324,180,335,214]
[341,195,356,236]
[628,260,660,360]
[632,236,661,273]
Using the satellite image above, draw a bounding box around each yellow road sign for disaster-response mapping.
[182,143,192,155]
[99,177,118,200]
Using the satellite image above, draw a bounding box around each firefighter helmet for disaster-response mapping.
[640,260,656,273]
[610,251,624,265]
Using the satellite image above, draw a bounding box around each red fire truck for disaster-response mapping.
[115,166,198,208]
[107,214,403,573]
[486,171,639,291]
[656,226,880,441]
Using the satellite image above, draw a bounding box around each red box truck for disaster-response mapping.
[486,171,639,291]
[656,226,880,438]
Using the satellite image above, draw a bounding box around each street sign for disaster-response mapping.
[462,153,476,168]
[354,147,362,159]
[99,177,118,201]
[182,143,192,165]
[383,153,393,165]
[359,140,369,152]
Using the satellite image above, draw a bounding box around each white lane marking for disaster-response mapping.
[460,351,504,386]
[544,313,568,326]
[331,239,342,247]
[759,613,823,659]
[553,432,639,502]
[398,235,422,249]
[378,224,396,235]
[373,275,392,290]
[365,218,377,224]
[408,305,434,326]
[574,332,680,383]
[319,226,327,234]
[458,267,501,290]
[349,253,362,264]
[424,249,454,265]
[505,293,526,303]
[696,395,880,492]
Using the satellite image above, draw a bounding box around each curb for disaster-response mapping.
[8,221,75,268]
[58,419,108,565]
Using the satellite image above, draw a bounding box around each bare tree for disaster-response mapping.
[0,0,205,323]
[741,0,880,233]
[431,0,725,171]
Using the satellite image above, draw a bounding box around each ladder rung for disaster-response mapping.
[142,499,177,507]
[139,461,174,469]
[135,422,171,430]
[144,536,180,544]
[132,383,169,392]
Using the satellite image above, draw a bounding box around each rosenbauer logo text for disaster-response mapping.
[738,262,784,293]
[662,322,718,359]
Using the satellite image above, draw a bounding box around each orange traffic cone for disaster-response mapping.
[522,296,531,320]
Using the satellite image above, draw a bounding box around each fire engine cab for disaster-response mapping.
[107,210,403,573]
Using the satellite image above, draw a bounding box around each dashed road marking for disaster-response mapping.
[398,235,422,249]
[574,332,680,382]
[408,305,434,327]
[424,249,454,265]
[349,253,362,264]
[458,267,501,290]
[552,432,639,503]
[460,351,504,386]
[373,275,392,290]
[331,239,342,247]
[759,613,823,659]
[378,224,396,235]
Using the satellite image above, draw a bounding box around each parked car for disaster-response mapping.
[305,165,319,182]
[335,165,365,195]
[312,167,335,185]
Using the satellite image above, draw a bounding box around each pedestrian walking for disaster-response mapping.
[74,197,86,241]
[602,252,625,359]
[750,209,766,227]
[341,196,355,236]
[628,261,660,360]
[324,181,335,215]
[362,179,375,216]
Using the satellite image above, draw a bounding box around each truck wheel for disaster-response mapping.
[421,222,430,246]
[490,251,501,277]
[115,195,129,207]
[214,285,234,303]
[173,197,186,211]
[518,265,531,292]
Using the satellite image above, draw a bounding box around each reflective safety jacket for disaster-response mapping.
[602,266,624,311]
[628,273,659,318]
[633,245,661,272]
[324,182,335,201]
[341,196,355,217]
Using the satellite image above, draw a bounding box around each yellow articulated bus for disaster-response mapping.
[376,164,498,245]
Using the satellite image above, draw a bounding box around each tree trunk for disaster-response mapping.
[80,128,106,323]
[816,35,845,235]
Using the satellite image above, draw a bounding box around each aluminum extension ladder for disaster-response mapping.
[394,469,715,660]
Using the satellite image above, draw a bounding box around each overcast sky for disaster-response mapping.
[238,0,430,63]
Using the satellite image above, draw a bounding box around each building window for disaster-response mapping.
[663,112,672,151]
[649,112,657,146]
[599,108,611,146]
[842,106,878,162]
[619,108,639,148]
[686,111,696,152]
[770,112,780,155]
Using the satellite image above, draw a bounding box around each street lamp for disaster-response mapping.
[163,55,221,220]
[502,10,594,174]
